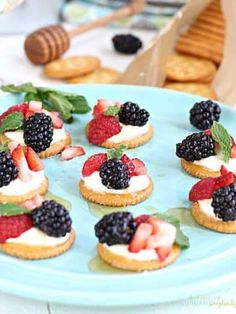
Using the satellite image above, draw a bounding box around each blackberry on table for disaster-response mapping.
[112,34,142,54]
[190,100,221,130]
[23,113,53,153]
[99,158,130,189]
[32,200,72,237]
[118,101,149,126]
[176,132,215,162]
[95,211,137,246]
[212,183,236,221]
[0,152,18,187]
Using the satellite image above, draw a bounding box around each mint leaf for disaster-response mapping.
[211,121,231,162]
[0,112,24,133]
[1,83,37,94]
[104,106,120,117]
[24,92,41,102]
[46,92,73,121]
[0,203,30,216]
[61,93,91,114]
[0,143,9,153]
[152,211,190,249]
[107,144,127,160]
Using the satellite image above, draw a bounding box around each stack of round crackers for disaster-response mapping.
[44,55,121,84]
[164,0,225,100]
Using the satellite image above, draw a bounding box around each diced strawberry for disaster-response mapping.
[49,111,63,129]
[0,215,32,243]
[25,147,44,171]
[204,129,211,136]
[214,172,235,190]
[28,101,42,112]
[220,165,229,175]
[134,214,150,225]
[0,103,28,122]
[93,99,121,118]
[12,145,32,181]
[61,146,85,161]
[21,194,44,210]
[24,108,34,120]
[131,158,147,176]
[156,244,173,262]
[8,141,19,154]
[231,136,236,146]
[82,153,107,177]
[189,177,215,201]
[128,223,152,253]
[147,216,161,234]
[230,146,236,158]
[121,154,135,176]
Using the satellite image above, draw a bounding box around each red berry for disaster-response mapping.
[121,154,135,176]
[0,215,32,243]
[128,223,152,253]
[204,129,211,136]
[61,146,85,161]
[230,146,236,158]
[12,145,32,181]
[220,165,229,175]
[88,115,122,145]
[131,158,147,176]
[49,111,64,129]
[82,153,107,177]
[0,103,28,122]
[93,99,110,117]
[189,177,215,201]
[25,147,44,171]
[134,214,150,225]
[214,172,235,190]
[28,101,42,112]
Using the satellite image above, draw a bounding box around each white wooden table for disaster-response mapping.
[0,27,236,314]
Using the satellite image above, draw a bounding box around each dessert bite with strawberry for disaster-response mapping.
[86,99,153,148]
[176,121,236,178]
[0,101,71,158]
[190,166,236,233]
[0,198,74,259]
[79,146,153,206]
[95,211,189,272]
[0,143,48,203]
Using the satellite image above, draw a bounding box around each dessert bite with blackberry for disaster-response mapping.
[79,146,153,206]
[86,99,153,148]
[0,197,74,259]
[95,211,189,272]
[0,143,48,203]
[0,101,71,158]
[189,166,236,233]
[176,121,236,178]
[112,34,142,55]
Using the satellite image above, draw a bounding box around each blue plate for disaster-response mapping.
[0,84,236,306]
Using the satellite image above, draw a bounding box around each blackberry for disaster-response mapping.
[190,100,221,130]
[176,132,215,162]
[118,101,149,126]
[212,183,236,221]
[24,113,53,153]
[0,152,18,187]
[32,200,72,237]
[95,211,137,246]
[99,158,130,189]
[112,34,142,54]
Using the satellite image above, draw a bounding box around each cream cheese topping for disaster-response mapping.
[193,154,236,172]
[4,127,67,146]
[7,227,70,246]
[198,199,221,221]
[0,170,45,196]
[104,244,158,261]
[107,122,150,144]
[82,171,150,194]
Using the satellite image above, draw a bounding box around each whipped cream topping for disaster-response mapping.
[82,171,150,194]
[7,227,70,247]
[104,244,158,261]
[197,199,221,221]
[107,122,150,144]
[5,127,67,146]
[0,170,45,196]
[193,154,236,172]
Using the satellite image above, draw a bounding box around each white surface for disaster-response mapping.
[0,27,236,313]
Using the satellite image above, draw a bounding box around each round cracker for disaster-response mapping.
[44,56,101,79]
[97,243,180,272]
[180,159,222,179]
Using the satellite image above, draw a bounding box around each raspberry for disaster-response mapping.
[189,177,216,201]
[88,115,122,145]
[82,153,107,177]
[0,214,32,243]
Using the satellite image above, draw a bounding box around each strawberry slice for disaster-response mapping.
[82,153,107,177]
[121,154,135,176]
[131,158,147,176]
[93,99,121,118]
[230,146,236,158]
[49,111,63,129]
[61,146,85,161]
[214,172,235,190]
[147,216,161,234]
[25,147,44,171]
[189,177,215,201]
[220,165,229,175]
[12,145,32,181]
[134,214,150,225]
[28,101,42,112]
[204,129,211,136]
[0,103,28,122]
[8,141,19,154]
[128,223,152,253]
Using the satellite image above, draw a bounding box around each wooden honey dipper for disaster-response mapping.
[24,0,146,65]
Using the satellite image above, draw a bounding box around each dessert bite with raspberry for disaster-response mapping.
[86,99,153,148]
[0,101,71,158]
[189,166,236,233]
[176,121,236,178]
[0,143,48,203]
[0,198,74,259]
[79,146,153,206]
[95,211,189,272]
